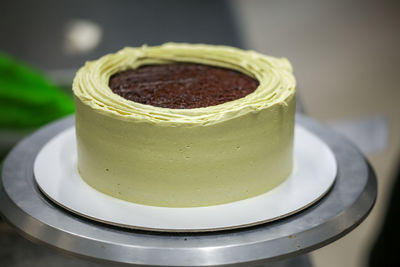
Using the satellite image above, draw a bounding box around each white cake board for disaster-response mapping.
[33,124,337,232]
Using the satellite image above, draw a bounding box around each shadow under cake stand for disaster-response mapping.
[0,114,377,267]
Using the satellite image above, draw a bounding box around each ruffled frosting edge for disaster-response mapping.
[72,43,296,126]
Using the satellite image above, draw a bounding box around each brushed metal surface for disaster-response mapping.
[0,114,377,266]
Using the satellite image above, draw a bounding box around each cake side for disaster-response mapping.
[74,95,295,207]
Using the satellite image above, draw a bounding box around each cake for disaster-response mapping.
[72,43,296,207]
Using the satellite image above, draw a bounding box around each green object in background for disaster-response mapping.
[0,52,75,129]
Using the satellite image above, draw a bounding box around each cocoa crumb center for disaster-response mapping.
[109,63,259,109]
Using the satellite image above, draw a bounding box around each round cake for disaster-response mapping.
[72,43,296,207]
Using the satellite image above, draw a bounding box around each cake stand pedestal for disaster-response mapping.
[0,115,377,267]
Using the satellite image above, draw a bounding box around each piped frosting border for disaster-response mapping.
[72,43,296,126]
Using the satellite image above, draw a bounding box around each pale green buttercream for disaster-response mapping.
[73,43,296,207]
[73,43,295,126]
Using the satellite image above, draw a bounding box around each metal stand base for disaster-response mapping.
[0,115,376,266]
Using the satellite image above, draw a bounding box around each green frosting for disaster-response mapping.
[73,43,296,207]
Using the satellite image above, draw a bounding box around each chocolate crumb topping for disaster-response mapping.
[109,63,259,109]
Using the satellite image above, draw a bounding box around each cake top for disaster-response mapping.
[109,63,259,109]
[73,43,296,126]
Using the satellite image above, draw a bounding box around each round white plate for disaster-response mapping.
[34,125,337,232]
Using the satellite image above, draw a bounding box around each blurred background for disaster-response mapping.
[0,0,399,266]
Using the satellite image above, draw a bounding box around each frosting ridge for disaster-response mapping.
[73,43,296,126]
